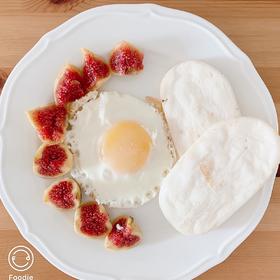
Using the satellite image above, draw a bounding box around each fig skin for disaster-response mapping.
[33,143,73,178]
[74,201,112,238]
[81,48,111,92]
[26,103,68,144]
[109,41,144,76]
[44,178,81,209]
[105,215,142,250]
[54,64,85,105]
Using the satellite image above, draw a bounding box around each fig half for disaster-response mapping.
[44,178,81,209]
[105,215,142,250]
[74,201,112,238]
[82,48,111,92]
[54,64,85,105]
[27,104,67,143]
[33,143,73,178]
[109,41,144,75]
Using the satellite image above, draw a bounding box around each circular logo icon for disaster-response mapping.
[8,245,34,272]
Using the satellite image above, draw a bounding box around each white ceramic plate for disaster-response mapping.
[0,4,277,280]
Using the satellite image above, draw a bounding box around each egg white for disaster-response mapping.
[66,91,175,208]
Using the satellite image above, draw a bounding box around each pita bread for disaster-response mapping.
[160,60,241,156]
[159,117,280,234]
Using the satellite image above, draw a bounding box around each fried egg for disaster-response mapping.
[66,91,175,208]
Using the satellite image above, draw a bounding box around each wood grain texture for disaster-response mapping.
[0,1,279,279]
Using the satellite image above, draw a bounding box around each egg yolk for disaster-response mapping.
[101,121,152,173]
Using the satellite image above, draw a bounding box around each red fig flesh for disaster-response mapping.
[82,49,111,92]
[105,215,142,250]
[33,143,73,178]
[74,201,112,238]
[54,64,85,105]
[109,41,144,75]
[27,104,67,143]
[44,178,81,209]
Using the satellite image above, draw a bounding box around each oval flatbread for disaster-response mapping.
[159,117,280,234]
[160,60,241,156]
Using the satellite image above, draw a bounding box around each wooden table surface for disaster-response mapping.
[0,1,279,279]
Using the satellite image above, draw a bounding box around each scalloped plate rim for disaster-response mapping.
[0,4,277,280]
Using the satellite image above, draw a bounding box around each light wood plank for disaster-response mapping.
[0,1,279,279]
